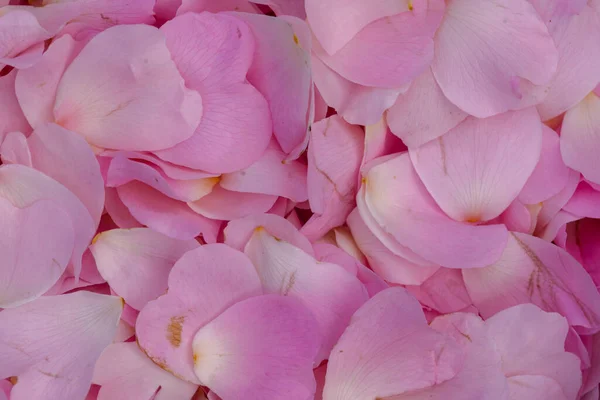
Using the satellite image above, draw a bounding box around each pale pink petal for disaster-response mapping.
[387,69,467,148]
[15,34,81,129]
[495,200,533,234]
[537,209,580,243]
[361,153,509,269]
[406,268,473,314]
[508,376,569,400]
[563,182,600,218]
[117,182,221,241]
[93,342,198,400]
[431,0,558,117]
[188,184,277,221]
[305,0,412,54]
[346,208,439,285]
[250,0,306,18]
[560,92,600,185]
[135,244,262,384]
[311,55,404,126]
[103,187,143,229]
[27,123,104,225]
[322,287,464,400]
[0,292,123,400]
[519,126,570,204]
[0,197,73,308]
[233,13,312,154]
[178,0,258,14]
[90,228,199,311]
[224,213,314,255]
[485,304,582,400]
[361,118,407,167]
[409,108,543,222]
[314,6,442,88]
[220,140,308,202]
[0,131,32,166]
[54,24,202,151]
[536,5,600,120]
[106,156,218,202]
[192,295,320,400]
[463,232,600,334]
[0,10,50,69]
[156,13,271,173]
[245,227,369,362]
[535,168,580,231]
[0,69,30,143]
[333,226,367,265]
[0,164,95,278]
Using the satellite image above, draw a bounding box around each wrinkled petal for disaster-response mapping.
[0,292,123,400]
[431,0,558,117]
[409,108,542,222]
[136,244,262,383]
[93,342,197,400]
[90,228,199,311]
[192,295,320,400]
[463,232,600,334]
[54,24,202,151]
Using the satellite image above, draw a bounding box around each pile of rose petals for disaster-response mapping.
[1,0,600,399]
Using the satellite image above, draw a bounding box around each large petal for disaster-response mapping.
[485,304,582,400]
[409,108,543,222]
[519,126,570,204]
[0,197,73,308]
[27,123,104,225]
[463,232,600,334]
[245,227,369,362]
[560,92,600,185]
[192,295,320,400]
[156,13,271,173]
[90,228,199,311]
[0,164,95,278]
[431,0,558,117]
[93,342,198,400]
[0,292,123,400]
[15,34,81,129]
[387,69,467,148]
[315,4,443,88]
[117,182,221,241]
[233,13,312,154]
[220,140,308,202]
[54,24,201,151]
[322,287,464,400]
[0,69,30,143]
[361,153,508,268]
[135,244,262,384]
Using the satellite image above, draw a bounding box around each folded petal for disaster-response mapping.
[0,292,123,400]
[245,227,369,362]
[0,10,50,69]
[93,342,198,400]
[103,187,143,229]
[250,0,306,18]
[431,0,558,117]
[563,182,600,218]
[463,232,600,334]
[485,304,582,400]
[117,182,221,241]
[346,208,439,285]
[220,140,308,202]
[560,92,600,185]
[0,197,73,308]
[0,131,31,166]
[135,244,262,383]
[361,153,508,268]
[90,228,199,311]
[322,287,464,400]
[27,123,104,225]
[15,34,81,129]
[224,213,314,255]
[0,69,30,143]
[410,108,542,222]
[387,69,467,148]
[188,184,277,221]
[0,164,95,278]
[406,268,473,314]
[315,6,442,88]
[192,295,320,400]
[54,24,202,151]
[233,13,312,154]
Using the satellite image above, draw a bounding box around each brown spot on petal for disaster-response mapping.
[282,271,297,296]
[167,316,185,348]
[9,377,17,385]
[293,34,300,45]
[438,136,448,175]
